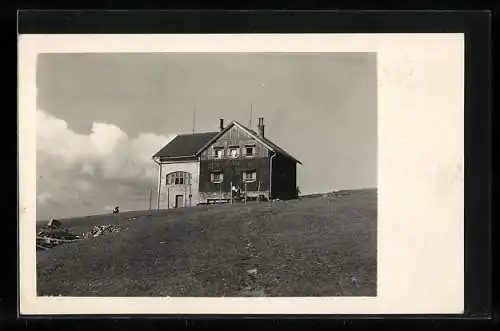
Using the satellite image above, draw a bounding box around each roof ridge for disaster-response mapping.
[175,131,219,137]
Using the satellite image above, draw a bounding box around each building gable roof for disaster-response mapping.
[196,120,302,165]
[153,132,219,159]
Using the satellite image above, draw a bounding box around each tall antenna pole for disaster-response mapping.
[192,108,196,133]
[157,162,162,211]
[150,161,155,211]
[249,103,253,129]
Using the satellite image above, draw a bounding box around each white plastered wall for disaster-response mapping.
[157,161,200,209]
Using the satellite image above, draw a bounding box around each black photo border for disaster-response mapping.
[11,9,493,329]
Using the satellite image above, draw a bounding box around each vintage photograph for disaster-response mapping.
[35,52,377,297]
[19,32,465,315]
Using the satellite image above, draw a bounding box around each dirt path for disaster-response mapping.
[236,212,268,297]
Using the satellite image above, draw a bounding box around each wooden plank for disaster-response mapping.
[36,236,80,243]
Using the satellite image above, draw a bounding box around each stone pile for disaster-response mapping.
[85,224,122,238]
[37,221,123,251]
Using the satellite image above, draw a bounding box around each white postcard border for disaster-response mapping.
[18,33,464,315]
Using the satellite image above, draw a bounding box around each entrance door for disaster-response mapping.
[175,195,184,208]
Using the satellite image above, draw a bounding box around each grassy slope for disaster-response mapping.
[37,189,377,297]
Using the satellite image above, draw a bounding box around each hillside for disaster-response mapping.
[36,188,377,297]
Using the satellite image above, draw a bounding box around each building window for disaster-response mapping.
[211,172,224,183]
[229,146,240,158]
[213,147,224,159]
[244,145,255,157]
[166,171,191,185]
[242,170,257,183]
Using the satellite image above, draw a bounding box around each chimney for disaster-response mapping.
[219,118,224,132]
[257,117,265,137]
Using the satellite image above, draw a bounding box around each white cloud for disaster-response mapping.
[36,109,176,219]
[37,109,174,181]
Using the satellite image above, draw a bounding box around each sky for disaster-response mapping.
[36,52,377,220]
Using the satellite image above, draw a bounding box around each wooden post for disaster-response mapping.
[230,181,233,204]
[189,173,192,207]
[244,181,247,204]
[156,162,162,211]
[219,182,222,203]
[167,186,170,209]
[257,181,261,200]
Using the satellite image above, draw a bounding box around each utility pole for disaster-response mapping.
[156,162,162,211]
[150,161,156,211]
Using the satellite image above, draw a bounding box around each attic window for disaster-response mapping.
[244,145,255,157]
[229,146,240,158]
[211,172,224,183]
[213,147,224,159]
[242,170,257,183]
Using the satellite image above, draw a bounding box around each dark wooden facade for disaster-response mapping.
[199,158,270,193]
[271,154,298,200]
[198,122,299,202]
